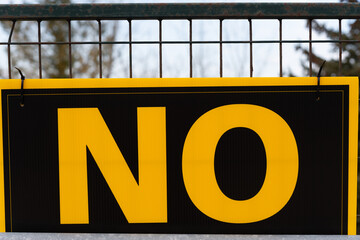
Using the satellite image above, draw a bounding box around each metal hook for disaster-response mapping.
[15,67,25,107]
[316,60,326,101]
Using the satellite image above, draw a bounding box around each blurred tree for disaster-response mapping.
[296,0,360,77]
[1,0,123,79]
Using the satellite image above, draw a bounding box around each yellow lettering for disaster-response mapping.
[58,107,167,224]
[182,104,298,223]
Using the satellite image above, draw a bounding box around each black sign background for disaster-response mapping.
[1,85,349,234]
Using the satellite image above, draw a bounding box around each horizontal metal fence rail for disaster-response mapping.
[1,3,360,20]
[0,3,359,79]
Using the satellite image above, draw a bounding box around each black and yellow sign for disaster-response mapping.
[0,77,357,234]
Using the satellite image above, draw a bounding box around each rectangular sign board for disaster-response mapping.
[0,77,357,234]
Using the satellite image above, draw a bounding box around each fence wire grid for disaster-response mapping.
[0,3,359,79]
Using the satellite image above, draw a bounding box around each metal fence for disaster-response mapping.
[0,3,360,79]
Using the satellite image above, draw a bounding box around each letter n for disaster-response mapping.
[58,107,167,224]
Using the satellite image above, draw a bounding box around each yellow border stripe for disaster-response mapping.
[0,85,3,232]
[347,77,358,235]
[0,77,357,234]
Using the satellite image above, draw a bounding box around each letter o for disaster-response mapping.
[182,104,298,223]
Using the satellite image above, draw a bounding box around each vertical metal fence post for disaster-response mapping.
[249,19,253,77]
[159,19,162,78]
[68,20,72,78]
[7,20,16,79]
[128,19,133,78]
[189,19,193,78]
[98,20,103,78]
[339,19,342,76]
[220,19,223,78]
[309,19,312,77]
[38,20,42,79]
[279,19,283,77]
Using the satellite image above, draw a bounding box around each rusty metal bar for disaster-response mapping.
[249,19,253,77]
[68,20,72,78]
[159,19,162,78]
[339,19,342,76]
[189,19,192,78]
[38,20,42,79]
[128,19,132,78]
[309,19,312,77]
[1,3,359,20]
[279,19,282,77]
[220,19,223,78]
[98,20,103,78]
[7,20,15,79]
